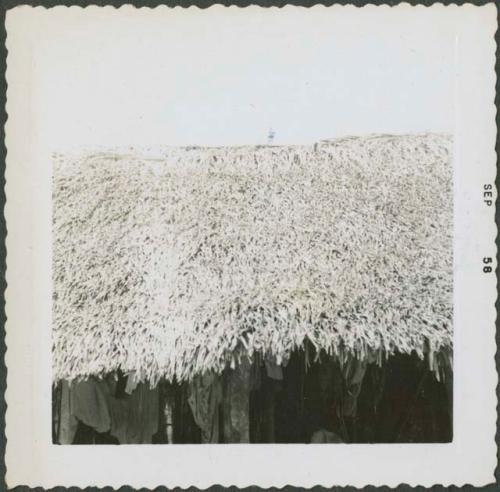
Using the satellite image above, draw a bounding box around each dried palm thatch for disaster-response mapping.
[53,134,453,385]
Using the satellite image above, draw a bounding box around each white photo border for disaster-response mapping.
[4,4,498,488]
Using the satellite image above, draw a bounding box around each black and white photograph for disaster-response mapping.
[52,133,453,445]
[47,7,456,446]
[4,4,497,488]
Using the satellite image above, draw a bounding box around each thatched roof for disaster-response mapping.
[53,134,453,384]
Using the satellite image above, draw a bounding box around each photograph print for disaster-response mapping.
[51,7,453,445]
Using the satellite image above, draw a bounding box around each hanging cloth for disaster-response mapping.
[223,357,252,443]
[250,356,262,391]
[69,377,113,433]
[265,358,283,381]
[187,372,223,444]
[57,380,79,444]
[108,381,160,444]
[60,375,160,445]
[341,356,368,418]
[124,372,140,395]
[369,363,386,414]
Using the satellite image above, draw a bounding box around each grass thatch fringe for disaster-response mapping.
[53,133,453,385]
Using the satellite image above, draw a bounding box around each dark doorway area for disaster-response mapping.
[53,352,452,444]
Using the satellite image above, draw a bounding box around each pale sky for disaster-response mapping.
[28,6,457,148]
